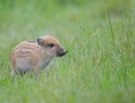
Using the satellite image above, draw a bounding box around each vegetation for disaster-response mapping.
[0,0,135,103]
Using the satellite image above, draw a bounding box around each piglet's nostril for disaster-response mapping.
[63,50,67,55]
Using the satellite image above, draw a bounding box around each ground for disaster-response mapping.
[0,0,135,103]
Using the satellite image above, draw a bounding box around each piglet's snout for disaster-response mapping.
[56,48,67,57]
[62,50,67,56]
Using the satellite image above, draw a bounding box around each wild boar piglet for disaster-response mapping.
[10,35,67,78]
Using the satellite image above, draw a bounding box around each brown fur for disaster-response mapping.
[10,35,67,78]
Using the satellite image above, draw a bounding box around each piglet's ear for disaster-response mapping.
[37,38,44,47]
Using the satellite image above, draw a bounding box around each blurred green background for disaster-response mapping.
[0,0,135,103]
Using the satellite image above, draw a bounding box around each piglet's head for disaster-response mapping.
[37,35,67,58]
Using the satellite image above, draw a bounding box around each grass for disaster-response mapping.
[0,0,135,103]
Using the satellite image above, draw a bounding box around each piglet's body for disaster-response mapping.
[10,35,67,78]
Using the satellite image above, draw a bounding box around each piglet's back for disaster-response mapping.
[10,41,39,68]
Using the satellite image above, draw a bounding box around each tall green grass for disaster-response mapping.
[0,0,135,103]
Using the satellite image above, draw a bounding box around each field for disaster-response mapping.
[0,0,135,103]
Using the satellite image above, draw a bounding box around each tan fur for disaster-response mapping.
[10,35,67,78]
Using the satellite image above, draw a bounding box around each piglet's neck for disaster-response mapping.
[38,46,54,60]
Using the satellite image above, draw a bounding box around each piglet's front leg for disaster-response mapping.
[33,66,40,79]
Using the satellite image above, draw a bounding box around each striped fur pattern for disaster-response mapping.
[10,35,67,78]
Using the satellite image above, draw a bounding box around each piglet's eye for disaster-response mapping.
[48,43,54,48]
